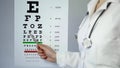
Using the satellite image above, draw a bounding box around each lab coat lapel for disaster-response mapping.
[87,0,99,16]
[87,0,118,16]
[87,0,113,38]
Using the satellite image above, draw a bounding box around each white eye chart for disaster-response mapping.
[14,0,68,67]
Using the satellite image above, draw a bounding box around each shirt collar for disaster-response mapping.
[87,0,119,16]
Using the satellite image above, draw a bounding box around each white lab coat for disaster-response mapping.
[56,0,120,68]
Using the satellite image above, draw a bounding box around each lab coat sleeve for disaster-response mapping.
[56,52,81,68]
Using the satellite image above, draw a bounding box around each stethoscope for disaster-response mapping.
[82,2,112,49]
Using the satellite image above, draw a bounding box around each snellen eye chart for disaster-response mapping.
[14,0,68,67]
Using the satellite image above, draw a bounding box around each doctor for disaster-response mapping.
[37,0,120,68]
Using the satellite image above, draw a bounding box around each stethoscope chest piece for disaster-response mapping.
[82,38,92,49]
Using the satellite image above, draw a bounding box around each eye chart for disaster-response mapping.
[14,0,68,67]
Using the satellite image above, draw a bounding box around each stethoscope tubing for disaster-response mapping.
[88,2,112,38]
[81,2,112,49]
